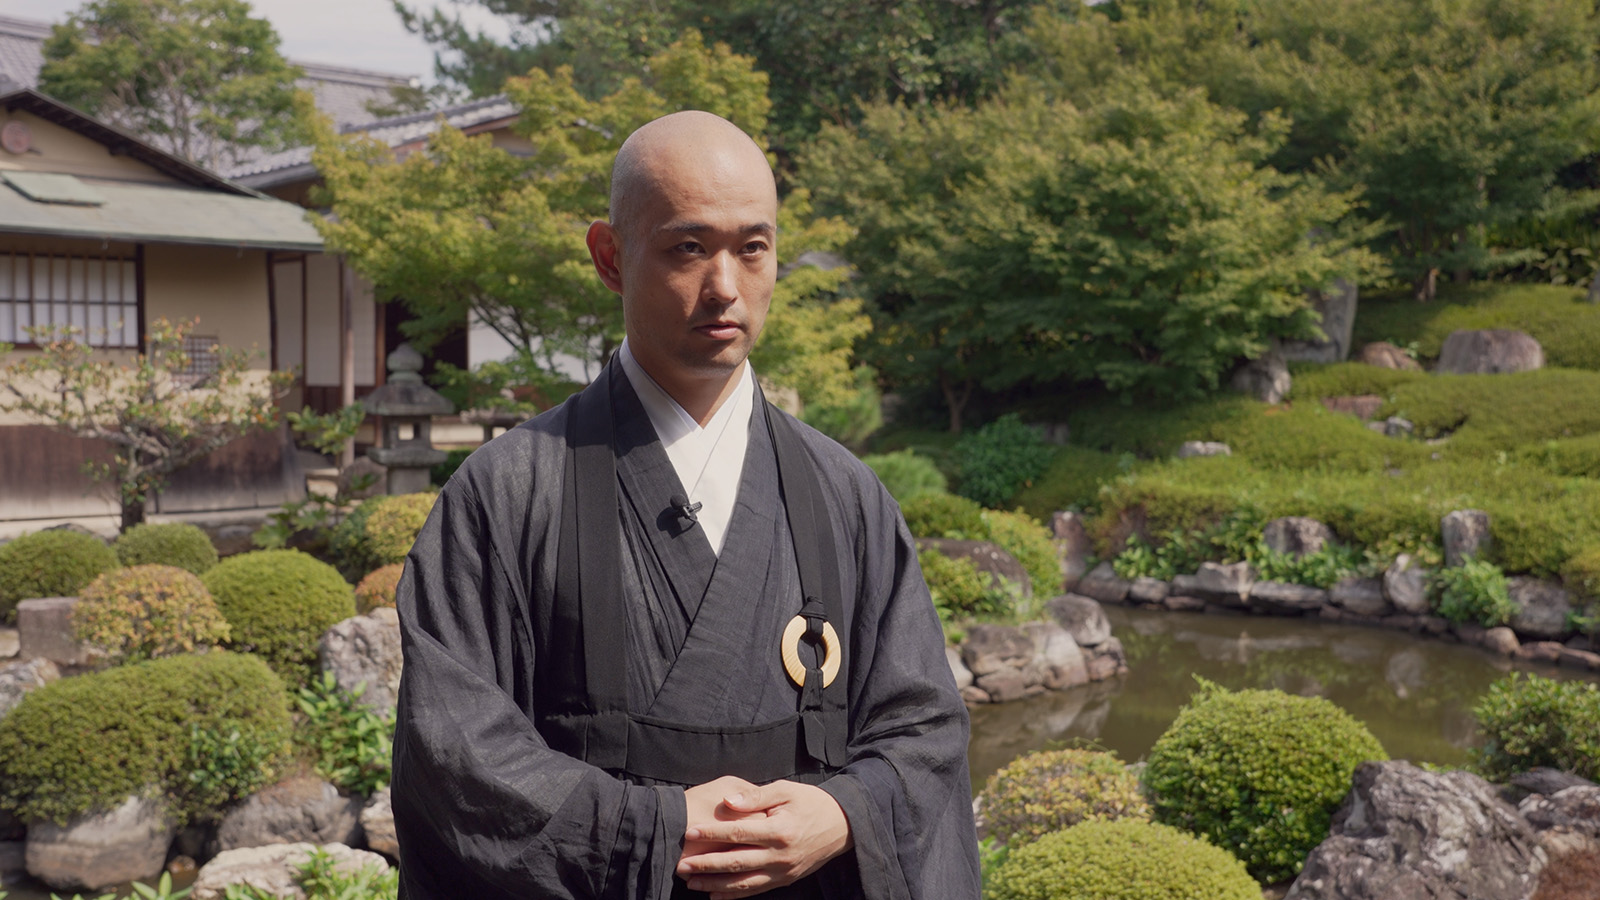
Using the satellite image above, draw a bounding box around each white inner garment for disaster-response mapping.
[616,339,754,556]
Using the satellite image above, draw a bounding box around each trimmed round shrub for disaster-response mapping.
[74,565,230,666]
[355,562,404,613]
[1144,682,1388,883]
[978,749,1150,846]
[982,509,1062,599]
[902,492,987,540]
[364,492,436,568]
[0,651,290,825]
[1472,673,1600,783]
[202,550,355,686]
[987,820,1259,900]
[0,529,119,623]
[955,413,1054,508]
[862,449,948,503]
[113,522,219,574]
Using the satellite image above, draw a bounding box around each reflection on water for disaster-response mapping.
[968,605,1600,793]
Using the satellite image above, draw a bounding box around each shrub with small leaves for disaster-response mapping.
[1431,557,1516,627]
[0,651,289,825]
[0,529,119,623]
[179,721,286,822]
[1472,673,1600,783]
[901,492,987,540]
[918,549,1016,623]
[202,550,355,687]
[862,449,948,503]
[364,492,436,569]
[74,565,230,666]
[978,749,1150,846]
[1561,544,1600,601]
[1144,681,1388,883]
[981,510,1061,600]
[222,846,398,900]
[295,672,394,797]
[113,522,218,574]
[355,563,404,614]
[956,414,1054,508]
[986,819,1259,900]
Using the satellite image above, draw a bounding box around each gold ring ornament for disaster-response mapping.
[781,615,841,688]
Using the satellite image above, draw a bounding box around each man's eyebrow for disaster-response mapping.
[658,221,776,237]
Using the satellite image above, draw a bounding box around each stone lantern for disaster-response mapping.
[364,343,455,495]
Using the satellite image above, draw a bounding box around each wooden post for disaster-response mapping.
[339,258,356,469]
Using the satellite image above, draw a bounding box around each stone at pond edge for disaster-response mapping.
[1263,517,1336,559]
[1286,761,1545,900]
[1511,768,1596,799]
[1507,578,1573,641]
[1045,594,1111,647]
[975,670,1029,703]
[1082,636,1128,682]
[192,842,389,900]
[1074,562,1131,605]
[361,789,396,858]
[916,538,1031,598]
[16,597,88,668]
[1482,626,1521,656]
[1128,576,1169,605]
[1330,577,1391,618]
[1519,785,1600,860]
[214,777,362,853]
[1441,509,1492,567]
[0,656,58,722]
[319,608,403,711]
[25,795,175,892]
[1249,581,1328,615]
[1515,641,1566,664]
[1437,329,1545,375]
[946,647,973,691]
[959,624,1035,678]
[1186,561,1254,607]
[1049,511,1092,592]
[1176,441,1231,459]
[1021,621,1087,690]
[1383,555,1430,616]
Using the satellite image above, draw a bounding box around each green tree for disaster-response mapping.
[38,0,305,171]
[0,319,292,531]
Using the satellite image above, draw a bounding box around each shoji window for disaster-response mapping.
[0,251,139,348]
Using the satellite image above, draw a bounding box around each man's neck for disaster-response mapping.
[621,344,746,427]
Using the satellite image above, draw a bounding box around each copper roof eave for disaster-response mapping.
[0,222,323,252]
[0,88,262,198]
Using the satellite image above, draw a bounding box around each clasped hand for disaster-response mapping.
[677,775,853,899]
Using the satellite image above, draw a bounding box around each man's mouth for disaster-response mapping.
[695,321,743,340]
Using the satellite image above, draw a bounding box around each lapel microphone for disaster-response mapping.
[669,493,703,525]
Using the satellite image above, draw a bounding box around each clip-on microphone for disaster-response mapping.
[669,493,703,525]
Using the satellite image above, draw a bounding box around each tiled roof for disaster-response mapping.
[227,94,520,186]
[0,15,49,90]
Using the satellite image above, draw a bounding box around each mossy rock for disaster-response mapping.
[75,564,230,666]
[979,749,1150,846]
[0,529,119,624]
[355,562,405,614]
[0,651,290,825]
[113,522,219,574]
[1144,682,1388,883]
[202,550,355,686]
[987,819,1259,900]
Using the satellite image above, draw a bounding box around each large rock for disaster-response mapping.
[1330,577,1391,617]
[1383,555,1430,616]
[1127,576,1169,605]
[1442,509,1492,567]
[1286,761,1545,900]
[1507,578,1574,640]
[1437,329,1545,375]
[916,538,1031,598]
[1321,395,1385,420]
[1176,441,1231,459]
[360,789,396,858]
[1186,561,1254,607]
[945,646,973,691]
[975,669,1029,703]
[192,843,389,900]
[1049,511,1092,592]
[1519,785,1600,859]
[1231,351,1292,404]
[15,597,88,667]
[1356,341,1423,371]
[1074,561,1131,605]
[1264,517,1336,559]
[214,778,362,853]
[1482,626,1521,656]
[319,608,403,711]
[25,795,175,892]
[1082,636,1128,682]
[1249,581,1329,615]
[1045,594,1112,647]
[1022,621,1088,690]
[1282,279,1359,364]
[959,624,1035,678]
[0,626,17,659]
[0,657,59,721]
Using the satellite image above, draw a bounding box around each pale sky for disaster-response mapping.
[2,0,516,82]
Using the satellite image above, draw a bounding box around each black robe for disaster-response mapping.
[391,372,981,899]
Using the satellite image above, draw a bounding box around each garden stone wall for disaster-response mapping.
[949,595,1128,704]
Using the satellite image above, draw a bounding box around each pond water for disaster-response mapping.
[968,605,1600,792]
[9,605,1598,899]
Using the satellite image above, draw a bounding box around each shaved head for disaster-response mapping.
[608,111,775,244]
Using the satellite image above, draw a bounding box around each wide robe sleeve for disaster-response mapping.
[391,439,686,900]
[811,454,984,900]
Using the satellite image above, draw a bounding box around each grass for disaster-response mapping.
[1351,283,1600,370]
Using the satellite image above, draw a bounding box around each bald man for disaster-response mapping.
[391,111,980,900]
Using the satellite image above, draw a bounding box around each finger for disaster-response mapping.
[724,781,792,813]
[686,869,777,897]
[685,817,784,847]
[677,846,779,876]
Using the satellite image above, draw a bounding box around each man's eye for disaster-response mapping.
[741,242,768,255]
[674,242,703,254]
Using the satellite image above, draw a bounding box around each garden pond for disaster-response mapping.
[967,604,1600,792]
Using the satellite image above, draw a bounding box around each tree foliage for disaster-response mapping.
[38,0,305,171]
[0,319,290,531]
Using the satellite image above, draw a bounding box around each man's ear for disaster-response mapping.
[586,220,625,294]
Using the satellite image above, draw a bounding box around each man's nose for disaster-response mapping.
[701,251,739,304]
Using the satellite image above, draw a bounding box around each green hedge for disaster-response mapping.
[113,522,218,575]
[862,449,948,503]
[1352,283,1600,371]
[986,820,1259,900]
[1472,673,1600,783]
[0,651,290,824]
[202,550,355,686]
[0,530,119,624]
[1145,682,1388,883]
[1014,445,1126,519]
